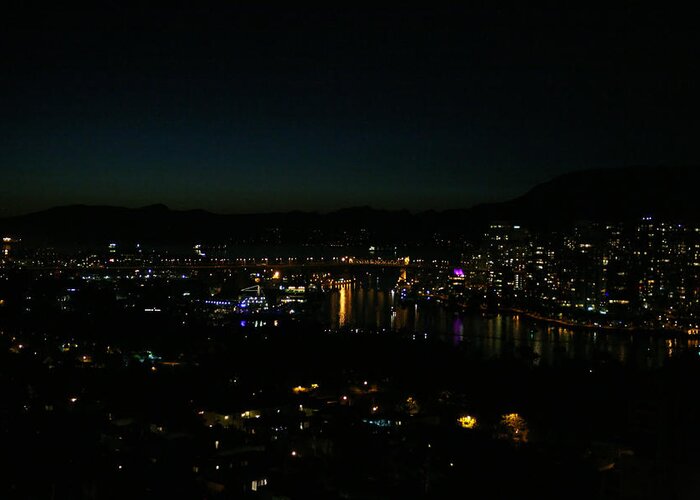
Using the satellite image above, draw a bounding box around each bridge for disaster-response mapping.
[13,257,418,272]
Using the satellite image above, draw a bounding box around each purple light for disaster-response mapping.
[453,268,464,277]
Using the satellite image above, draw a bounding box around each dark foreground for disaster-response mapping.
[3,314,700,500]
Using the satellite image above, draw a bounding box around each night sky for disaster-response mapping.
[1,5,698,216]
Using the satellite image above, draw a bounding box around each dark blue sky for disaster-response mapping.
[1,5,698,215]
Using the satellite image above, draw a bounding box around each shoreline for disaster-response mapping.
[502,307,687,337]
[409,297,688,337]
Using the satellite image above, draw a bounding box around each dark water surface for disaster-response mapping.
[322,282,695,369]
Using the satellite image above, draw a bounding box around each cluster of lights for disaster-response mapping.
[292,383,319,394]
[457,415,477,429]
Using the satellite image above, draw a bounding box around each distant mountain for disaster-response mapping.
[0,204,423,246]
[0,166,697,245]
[468,166,700,228]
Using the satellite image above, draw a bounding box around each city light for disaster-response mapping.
[498,413,529,443]
[457,415,477,429]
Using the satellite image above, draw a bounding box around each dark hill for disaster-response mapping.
[0,166,696,245]
[468,166,700,228]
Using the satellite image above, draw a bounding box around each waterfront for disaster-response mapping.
[323,282,695,369]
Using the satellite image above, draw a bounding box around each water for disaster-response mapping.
[322,282,695,369]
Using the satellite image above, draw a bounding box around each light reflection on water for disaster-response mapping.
[324,284,686,368]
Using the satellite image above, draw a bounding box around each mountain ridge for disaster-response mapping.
[2,166,698,245]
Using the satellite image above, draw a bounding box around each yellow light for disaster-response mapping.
[272,271,280,279]
[457,415,477,429]
[293,384,319,394]
[499,413,529,443]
